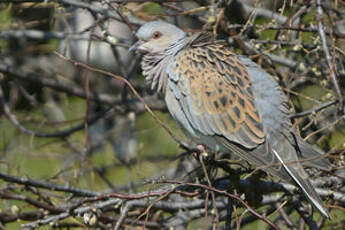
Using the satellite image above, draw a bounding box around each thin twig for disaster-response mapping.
[289,100,338,118]
[163,180,281,230]
[56,53,198,153]
[0,84,113,137]
[316,0,344,113]
[199,154,219,227]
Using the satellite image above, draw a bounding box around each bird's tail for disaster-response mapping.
[272,149,330,218]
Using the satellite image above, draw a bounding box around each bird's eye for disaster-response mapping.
[152,31,162,39]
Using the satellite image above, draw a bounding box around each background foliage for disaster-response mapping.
[0,0,344,229]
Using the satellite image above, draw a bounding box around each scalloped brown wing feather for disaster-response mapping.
[168,43,265,149]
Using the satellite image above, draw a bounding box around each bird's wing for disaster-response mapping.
[166,43,265,149]
[238,56,330,217]
[240,55,331,170]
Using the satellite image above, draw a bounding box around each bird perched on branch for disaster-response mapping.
[130,21,331,217]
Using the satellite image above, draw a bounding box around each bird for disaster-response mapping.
[130,21,331,217]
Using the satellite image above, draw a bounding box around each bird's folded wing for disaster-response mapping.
[167,43,266,149]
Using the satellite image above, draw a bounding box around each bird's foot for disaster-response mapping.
[192,144,207,160]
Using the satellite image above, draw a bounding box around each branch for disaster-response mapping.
[242,3,288,24]
[289,100,338,119]
[162,180,281,230]
[0,30,130,48]
[316,0,344,113]
[0,59,166,109]
[227,24,345,39]
[0,83,114,138]
[0,172,100,197]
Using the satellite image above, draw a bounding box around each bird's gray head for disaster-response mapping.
[130,21,186,54]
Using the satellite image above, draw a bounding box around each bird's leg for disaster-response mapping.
[197,144,206,151]
[192,144,206,160]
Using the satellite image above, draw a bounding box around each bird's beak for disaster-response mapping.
[129,40,144,52]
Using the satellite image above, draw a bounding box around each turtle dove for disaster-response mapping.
[130,21,330,217]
